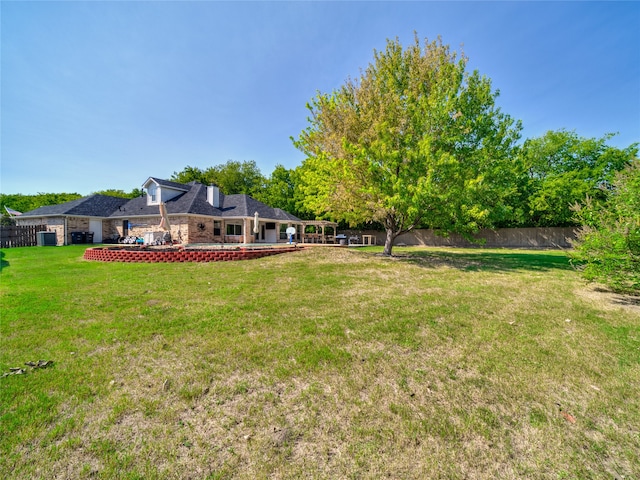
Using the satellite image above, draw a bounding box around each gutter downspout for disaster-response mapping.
[64,217,68,246]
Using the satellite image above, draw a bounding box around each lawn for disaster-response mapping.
[1,245,638,479]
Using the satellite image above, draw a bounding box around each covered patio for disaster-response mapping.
[300,220,339,244]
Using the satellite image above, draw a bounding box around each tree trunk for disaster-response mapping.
[382,213,402,256]
[383,227,397,256]
[382,212,408,256]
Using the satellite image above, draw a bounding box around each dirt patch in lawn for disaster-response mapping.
[575,284,640,314]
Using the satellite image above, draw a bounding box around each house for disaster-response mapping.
[16,177,306,246]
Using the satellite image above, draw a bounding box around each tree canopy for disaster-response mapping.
[251,164,299,217]
[0,192,82,217]
[92,188,143,199]
[0,190,146,225]
[171,160,266,196]
[294,35,522,255]
[517,130,637,227]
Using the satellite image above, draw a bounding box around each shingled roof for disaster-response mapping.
[21,180,301,223]
[143,177,190,191]
[21,194,129,217]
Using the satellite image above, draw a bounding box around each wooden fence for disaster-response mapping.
[0,225,47,248]
[345,227,578,249]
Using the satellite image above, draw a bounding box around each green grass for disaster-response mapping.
[1,245,639,479]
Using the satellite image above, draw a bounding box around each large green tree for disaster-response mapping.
[294,36,522,255]
[518,130,637,227]
[210,160,265,196]
[252,164,297,215]
[571,161,640,294]
[171,160,266,196]
[170,165,209,185]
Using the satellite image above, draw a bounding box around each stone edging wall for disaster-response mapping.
[83,246,300,263]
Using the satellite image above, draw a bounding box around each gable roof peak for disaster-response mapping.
[142,177,190,191]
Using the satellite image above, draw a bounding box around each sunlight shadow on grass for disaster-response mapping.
[0,251,9,271]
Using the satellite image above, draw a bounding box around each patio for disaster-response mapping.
[299,220,338,244]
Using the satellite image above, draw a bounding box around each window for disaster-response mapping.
[214,221,221,236]
[148,184,158,204]
[226,224,242,236]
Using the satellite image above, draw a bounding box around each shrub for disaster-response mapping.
[571,161,640,294]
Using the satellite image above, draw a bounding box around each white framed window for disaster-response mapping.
[148,184,158,204]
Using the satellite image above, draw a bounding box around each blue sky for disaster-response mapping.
[2,1,638,196]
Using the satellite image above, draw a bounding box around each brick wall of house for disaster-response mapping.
[103,220,120,242]
[119,217,156,239]
[187,216,214,243]
[108,215,207,244]
[18,214,274,246]
[67,217,91,235]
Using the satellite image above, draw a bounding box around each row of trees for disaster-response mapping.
[0,193,84,225]
[164,126,636,233]
[0,193,82,217]
[518,130,636,227]
[2,128,636,235]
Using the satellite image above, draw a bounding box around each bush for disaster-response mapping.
[571,161,640,294]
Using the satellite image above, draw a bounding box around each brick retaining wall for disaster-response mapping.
[83,246,300,263]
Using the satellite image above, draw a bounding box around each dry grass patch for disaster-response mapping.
[575,284,640,314]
